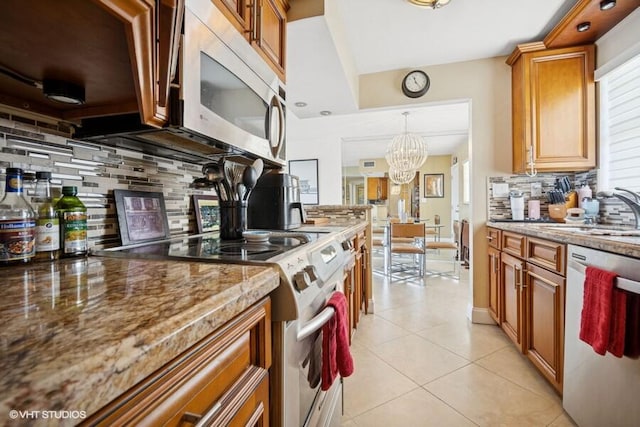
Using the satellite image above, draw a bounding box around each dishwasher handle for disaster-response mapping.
[568,260,640,295]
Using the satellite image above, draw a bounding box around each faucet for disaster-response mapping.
[598,187,640,229]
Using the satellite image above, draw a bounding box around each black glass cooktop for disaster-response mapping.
[95,231,328,263]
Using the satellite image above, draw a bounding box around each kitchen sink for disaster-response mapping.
[540,225,640,236]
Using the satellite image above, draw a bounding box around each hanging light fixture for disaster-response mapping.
[408,0,452,9]
[388,166,416,185]
[385,111,428,172]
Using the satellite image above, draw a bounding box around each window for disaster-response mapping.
[598,54,640,193]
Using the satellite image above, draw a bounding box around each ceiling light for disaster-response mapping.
[294,102,307,107]
[388,167,416,184]
[385,112,428,172]
[600,0,616,10]
[320,110,332,116]
[43,79,85,105]
[408,0,451,9]
[576,22,591,32]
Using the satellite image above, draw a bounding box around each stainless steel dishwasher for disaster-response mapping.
[564,245,640,427]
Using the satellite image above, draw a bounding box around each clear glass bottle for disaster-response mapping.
[56,186,88,258]
[0,167,36,265]
[33,171,60,261]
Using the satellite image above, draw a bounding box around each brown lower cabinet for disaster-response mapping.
[489,227,566,394]
[84,298,271,426]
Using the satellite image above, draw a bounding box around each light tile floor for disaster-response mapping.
[342,256,578,427]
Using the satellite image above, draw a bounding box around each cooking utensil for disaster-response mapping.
[219,158,233,201]
[242,164,258,201]
[252,158,263,178]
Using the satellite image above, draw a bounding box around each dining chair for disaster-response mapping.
[389,222,426,280]
[424,220,460,279]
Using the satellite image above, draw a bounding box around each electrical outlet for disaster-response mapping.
[531,182,542,197]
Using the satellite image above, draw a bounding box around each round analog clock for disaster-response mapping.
[401,70,430,98]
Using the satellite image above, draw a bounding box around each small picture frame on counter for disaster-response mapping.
[193,195,220,233]
[113,190,171,246]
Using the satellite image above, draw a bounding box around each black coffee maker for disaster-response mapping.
[247,171,305,230]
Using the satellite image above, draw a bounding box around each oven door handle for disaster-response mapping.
[297,306,335,342]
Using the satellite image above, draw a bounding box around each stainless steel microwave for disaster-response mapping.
[182,0,286,165]
[78,0,286,167]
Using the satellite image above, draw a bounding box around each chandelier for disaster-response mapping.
[385,112,428,172]
[408,0,451,9]
[388,166,416,185]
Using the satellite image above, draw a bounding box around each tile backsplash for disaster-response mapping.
[488,171,636,226]
[0,117,210,250]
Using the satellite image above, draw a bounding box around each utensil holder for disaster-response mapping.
[220,201,247,240]
[549,204,567,223]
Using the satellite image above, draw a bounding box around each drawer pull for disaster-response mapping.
[181,401,222,426]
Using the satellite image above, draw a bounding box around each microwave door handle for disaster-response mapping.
[267,95,285,158]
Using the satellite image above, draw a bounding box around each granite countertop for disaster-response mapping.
[0,256,279,424]
[487,221,640,259]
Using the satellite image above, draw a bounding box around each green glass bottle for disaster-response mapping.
[56,186,88,258]
[34,171,60,261]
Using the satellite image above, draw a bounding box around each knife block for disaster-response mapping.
[564,191,578,209]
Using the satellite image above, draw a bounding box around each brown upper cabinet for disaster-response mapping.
[507,43,596,174]
[0,0,182,127]
[213,0,288,82]
[366,177,388,201]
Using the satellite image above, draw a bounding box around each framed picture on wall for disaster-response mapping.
[424,173,444,198]
[289,159,319,205]
[113,190,171,245]
[193,195,220,233]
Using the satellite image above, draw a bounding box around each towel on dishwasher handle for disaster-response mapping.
[579,266,623,356]
[321,291,354,391]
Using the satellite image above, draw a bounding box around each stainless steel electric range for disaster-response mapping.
[93,229,349,427]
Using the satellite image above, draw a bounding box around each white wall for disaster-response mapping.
[286,115,344,205]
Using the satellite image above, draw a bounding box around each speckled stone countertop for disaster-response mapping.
[487,222,640,259]
[0,256,279,425]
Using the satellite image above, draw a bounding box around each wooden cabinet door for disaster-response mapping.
[501,252,525,351]
[527,236,565,275]
[254,0,287,80]
[488,246,501,324]
[509,44,595,173]
[367,178,379,200]
[379,177,388,200]
[524,263,565,394]
[486,227,502,250]
[212,0,251,35]
[501,231,526,259]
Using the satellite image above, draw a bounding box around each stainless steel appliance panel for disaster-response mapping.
[183,1,285,165]
[563,245,640,427]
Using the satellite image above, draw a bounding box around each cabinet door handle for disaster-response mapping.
[486,235,493,240]
[520,268,527,288]
[181,401,222,426]
[514,265,520,289]
[250,1,259,42]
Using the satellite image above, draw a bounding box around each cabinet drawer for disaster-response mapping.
[486,227,502,249]
[502,231,526,258]
[527,237,565,275]
[86,298,271,426]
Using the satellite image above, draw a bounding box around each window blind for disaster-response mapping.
[599,54,640,193]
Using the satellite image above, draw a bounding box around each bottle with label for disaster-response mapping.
[33,171,60,261]
[0,167,36,265]
[56,186,88,258]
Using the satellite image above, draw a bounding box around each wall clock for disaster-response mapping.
[401,70,430,98]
